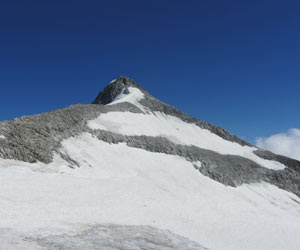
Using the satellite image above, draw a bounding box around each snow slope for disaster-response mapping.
[88,92,285,171]
[0,133,300,250]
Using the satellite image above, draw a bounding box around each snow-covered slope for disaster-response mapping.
[0,76,300,250]
[89,96,285,170]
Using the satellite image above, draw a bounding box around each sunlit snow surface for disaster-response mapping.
[89,87,285,170]
[0,133,300,250]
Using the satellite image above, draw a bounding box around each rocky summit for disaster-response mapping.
[0,76,300,250]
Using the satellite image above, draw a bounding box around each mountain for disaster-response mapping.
[0,76,300,250]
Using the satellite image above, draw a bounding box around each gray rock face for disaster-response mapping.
[0,76,300,198]
[35,224,208,250]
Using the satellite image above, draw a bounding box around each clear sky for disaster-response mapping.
[0,0,299,145]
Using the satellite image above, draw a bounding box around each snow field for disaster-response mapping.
[0,133,299,250]
[88,111,285,170]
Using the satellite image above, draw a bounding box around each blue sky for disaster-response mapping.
[0,0,299,144]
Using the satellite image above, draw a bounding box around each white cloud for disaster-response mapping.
[256,128,300,161]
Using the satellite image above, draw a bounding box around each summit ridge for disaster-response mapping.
[92,76,148,105]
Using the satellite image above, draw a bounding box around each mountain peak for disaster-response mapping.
[92,76,148,105]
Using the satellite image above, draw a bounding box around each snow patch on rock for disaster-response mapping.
[108,87,147,112]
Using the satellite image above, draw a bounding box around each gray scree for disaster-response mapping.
[35,224,208,250]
